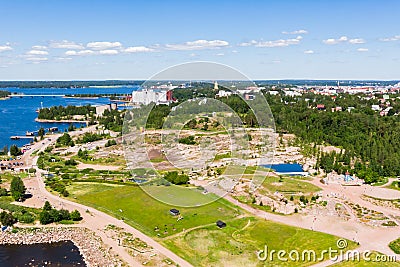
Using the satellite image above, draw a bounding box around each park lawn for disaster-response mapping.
[66,182,241,238]
[261,176,322,196]
[163,217,358,267]
[332,251,400,267]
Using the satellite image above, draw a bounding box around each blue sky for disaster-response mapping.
[0,0,400,80]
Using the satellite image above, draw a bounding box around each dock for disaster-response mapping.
[10,136,35,140]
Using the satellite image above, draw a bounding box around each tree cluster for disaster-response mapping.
[39,201,81,224]
[38,105,95,120]
[163,171,189,185]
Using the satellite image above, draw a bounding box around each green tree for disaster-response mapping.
[9,145,21,156]
[58,209,71,220]
[43,201,52,211]
[38,127,45,139]
[10,176,25,201]
[0,211,16,226]
[39,210,53,224]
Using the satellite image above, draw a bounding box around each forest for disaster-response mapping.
[38,105,96,120]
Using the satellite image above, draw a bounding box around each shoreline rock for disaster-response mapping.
[0,227,124,267]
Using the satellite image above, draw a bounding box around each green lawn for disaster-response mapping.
[67,182,241,237]
[163,217,358,267]
[261,176,322,196]
[67,181,359,267]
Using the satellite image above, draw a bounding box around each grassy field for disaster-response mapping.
[67,182,241,237]
[163,217,358,267]
[67,181,358,266]
[332,251,400,266]
[260,176,322,196]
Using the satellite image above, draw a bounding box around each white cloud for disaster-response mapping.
[238,40,257,47]
[99,49,119,55]
[50,40,84,49]
[165,39,229,50]
[380,35,400,42]
[55,57,72,61]
[216,53,224,56]
[0,45,12,52]
[304,50,314,54]
[323,36,366,45]
[27,50,49,55]
[357,48,369,52]
[124,46,154,53]
[240,36,303,48]
[87,41,122,50]
[26,57,48,61]
[349,38,366,44]
[322,36,348,45]
[65,50,94,56]
[282,29,308,35]
[32,45,47,50]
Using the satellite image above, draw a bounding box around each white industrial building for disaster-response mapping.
[131,89,173,105]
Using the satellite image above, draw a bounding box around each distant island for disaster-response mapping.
[1,80,400,89]
[0,80,143,89]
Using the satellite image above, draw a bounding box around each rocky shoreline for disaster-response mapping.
[0,227,125,267]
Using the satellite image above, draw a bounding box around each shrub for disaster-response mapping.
[0,187,8,196]
[0,211,16,226]
[70,210,82,221]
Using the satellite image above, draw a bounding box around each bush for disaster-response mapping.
[163,171,189,185]
[0,211,16,226]
[64,159,77,166]
[16,212,35,224]
[0,187,8,196]
[178,135,196,145]
[105,139,117,147]
[39,210,53,224]
[70,210,82,221]
[58,209,71,220]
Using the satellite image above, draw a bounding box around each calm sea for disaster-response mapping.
[0,87,137,149]
[0,240,86,266]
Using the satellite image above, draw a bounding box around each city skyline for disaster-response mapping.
[1,0,400,80]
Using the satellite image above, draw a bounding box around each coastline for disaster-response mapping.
[35,118,89,123]
[0,226,125,266]
[62,96,99,99]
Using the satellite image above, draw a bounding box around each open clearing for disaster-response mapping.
[67,182,358,266]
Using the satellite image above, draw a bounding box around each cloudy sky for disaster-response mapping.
[0,0,400,80]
